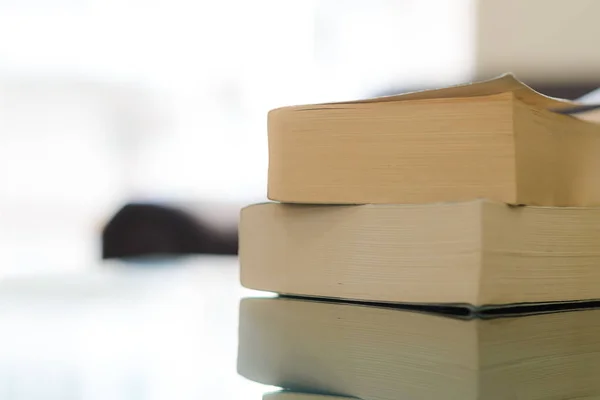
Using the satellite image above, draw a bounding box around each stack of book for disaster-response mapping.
[237,74,600,400]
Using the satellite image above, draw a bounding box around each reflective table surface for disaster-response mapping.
[3,255,595,400]
[0,256,273,400]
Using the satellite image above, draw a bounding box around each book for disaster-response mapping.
[239,200,600,306]
[565,104,600,124]
[264,391,357,400]
[238,297,600,400]
[267,74,600,206]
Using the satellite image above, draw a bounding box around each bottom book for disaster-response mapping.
[264,391,357,400]
[238,297,600,400]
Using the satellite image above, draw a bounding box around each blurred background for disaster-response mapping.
[0,0,476,272]
[1,0,600,398]
[4,0,600,272]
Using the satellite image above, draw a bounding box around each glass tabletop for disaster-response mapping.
[0,256,273,400]
[5,254,589,400]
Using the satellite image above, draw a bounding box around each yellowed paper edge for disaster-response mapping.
[275,73,579,112]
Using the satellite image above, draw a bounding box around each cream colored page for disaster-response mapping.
[271,74,580,112]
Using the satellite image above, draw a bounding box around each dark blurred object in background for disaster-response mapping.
[102,203,238,259]
[527,82,600,101]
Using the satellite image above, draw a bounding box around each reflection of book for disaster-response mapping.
[264,391,357,400]
[267,74,600,206]
[238,297,600,400]
[240,200,600,306]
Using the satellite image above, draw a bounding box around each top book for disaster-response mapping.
[267,74,600,206]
